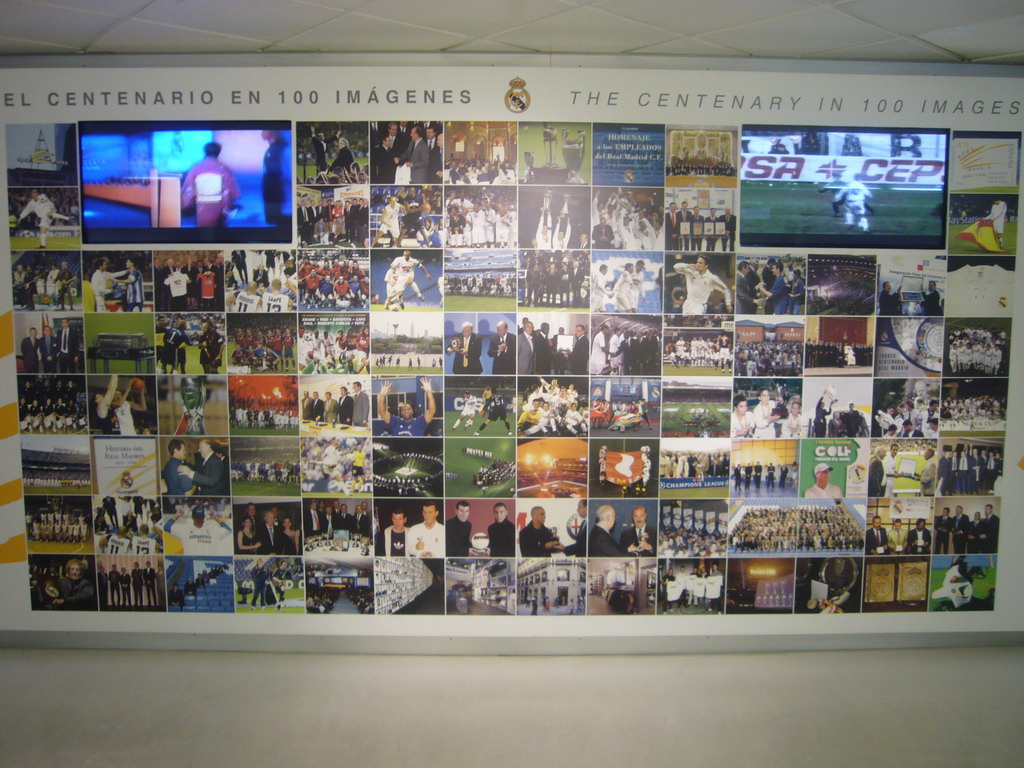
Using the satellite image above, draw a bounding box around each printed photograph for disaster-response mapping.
[156,375,229,437]
[803,378,873,438]
[659,499,728,558]
[374,557,445,615]
[944,255,1014,317]
[446,559,516,616]
[295,248,370,311]
[298,312,370,375]
[369,121,443,185]
[589,439,658,499]
[9,187,81,250]
[943,317,1009,377]
[87,374,156,436]
[520,249,589,310]
[865,498,936,556]
[735,254,805,315]
[18,374,88,434]
[16,312,84,374]
[871,378,941,438]
[516,498,588,559]
[225,249,297,312]
[932,498,1000,555]
[589,376,660,437]
[586,499,658,557]
[874,317,943,378]
[516,557,586,615]
[663,325,733,376]
[589,314,662,376]
[305,554,374,614]
[153,251,225,312]
[665,125,738,187]
[233,499,303,558]
[297,120,369,185]
[234,556,304,613]
[442,499,516,558]
[28,554,97,611]
[97,555,165,612]
[794,556,863,614]
[372,437,444,497]
[659,559,726,615]
[728,498,866,556]
[663,188,736,252]
[160,497,233,556]
[731,377,803,439]
[805,254,877,315]
[370,249,443,311]
[517,312,590,376]
[296,186,370,248]
[517,376,589,437]
[301,436,372,497]
[92,495,161,555]
[664,251,735,315]
[730,439,800,498]
[370,313,444,375]
[804,316,875,375]
[661,376,730,438]
[12,251,83,311]
[734,317,804,377]
[302,498,372,556]
[372,375,442,437]
[368,185,444,248]
[444,437,515,498]
[229,437,300,497]
[587,558,657,615]
[442,186,517,247]
[165,556,234,613]
[940,378,1007,436]
[862,556,929,612]
[227,375,299,435]
[84,312,154,376]
[928,555,996,612]
[659,437,731,499]
[947,194,1017,255]
[92,435,158,498]
[875,253,945,316]
[518,186,590,250]
[157,436,228,497]
[443,120,517,184]
[867,439,939,497]
[591,187,664,250]
[6,122,78,187]
[443,312,517,376]
[224,313,294,375]
[24,495,93,555]
[444,249,516,311]
[798,438,869,498]
[375,499,445,558]
[443,375,516,437]
[516,438,588,499]
[517,122,591,185]
[300,374,372,436]
[725,557,795,614]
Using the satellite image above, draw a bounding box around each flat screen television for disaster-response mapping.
[79,120,292,244]
[740,125,948,249]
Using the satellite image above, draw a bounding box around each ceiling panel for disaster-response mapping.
[283,12,470,51]
[0,0,121,49]
[594,0,820,37]
[358,0,575,39]
[837,0,1024,36]
[815,38,964,62]
[92,19,268,54]
[919,13,1024,59]
[490,7,678,53]
[136,0,344,41]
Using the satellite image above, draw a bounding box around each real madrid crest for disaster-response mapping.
[505,77,530,114]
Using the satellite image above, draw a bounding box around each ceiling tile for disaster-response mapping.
[90,19,268,53]
[628,37,748,57]
[595,0,819,37]
[0,34,79,53]
[814,37,964,62]
[919,13,1024,59]
[284,12,470,51]
[443,38,541,53]
[299,0,376,8]
[837,0,1024,36]
[0,0,121,48]
[357,0,575,39]
[490,6,678,53]
[136,0,343,41]
[699,6,894,57]
[973,51,1024,64]
[34,0,153,15]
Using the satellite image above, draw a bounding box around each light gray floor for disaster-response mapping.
[2,646,1022,766]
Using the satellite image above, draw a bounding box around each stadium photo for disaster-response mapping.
[663,251,735,315]
[443,120,518,185]
[659,437,731,499]
[225,313,296,375]
[945,255,1014,317]
[659,500,729,559]
[6,122,78,188]
[86,374,156,436]
[444,438,516,498]
[234,556,305,613]
[663,326,733,376]
[666,125,738,188]
[299,374,372,437]
[24,495,94,555]
[28,554,98,612]
[442,185,517,247]
[295,248,370,311]
[165,556,234,613]
[794,556,864,614]
[520,249,590,310]
[591,187,665,251]
[372,437,444,498]
[372,376,442,437]
[929,555,996,612]
[589,376,661,437]
[590,439,659,499]
[590,251,662,313]
[8,186,81,250]
[225,249,297,312]
[82,312,154,376]
[374,498,446,559]
[296,120,369,186]
[517,122,591,185]
[444,249,516,311]
[516,437,588,499]
[153,251,226,312]
[734,317,804,377]
[228,375,299,436]
[229,437,300,497]
[729,498,867,557]
[805,254,877,316]
[301,436,372,498]
[518,186,590,251]
[586,558,657,615]
[369,248,443,312]
[805,316,875,376]
[22,434,93,495]
[13,251,83,312]
[589,313,663,376]
[876,252,946,316]
[81,251,153,313]
[517,375,589,437]
[305,554,374,614]
[940,378,1007,437]
[446,558,516,616]
[658,558,727,615]
[947,194,1017,255]
[156,374,229,437]
[297,312,369,375]
[368,185,445,248]
[96,554,166,612]
[735,254,805,315]
[370,312,443,374]
[730,439,800,498]
[871,378,941,438]
[18,374,88,435]
[661,377,730,438]
[443,375,516,436]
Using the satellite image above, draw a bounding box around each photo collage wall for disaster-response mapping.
[8,117,1014,617]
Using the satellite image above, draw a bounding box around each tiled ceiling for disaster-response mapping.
[0,0,1023,64]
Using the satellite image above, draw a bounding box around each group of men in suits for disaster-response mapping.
[933,504,1000,555]
[301,384,371,429]
[517,320,589,375]
[304,500,373,541]
[664,201,737,252]
[589,504,657,557]
[371,121,443,184]
[20,317,81,374]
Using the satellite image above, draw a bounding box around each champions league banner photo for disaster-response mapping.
[0,63,1021,643]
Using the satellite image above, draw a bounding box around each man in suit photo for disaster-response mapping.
[487,320,516,375]
[337,386,354,426]
[448,321,483,375]
[619,504,656,556]
[351,381,370,429]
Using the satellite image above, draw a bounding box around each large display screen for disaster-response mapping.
[79,120,293,244]
[740,125,948,249]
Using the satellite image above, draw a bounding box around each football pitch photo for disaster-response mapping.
[230,478,299,497]
[444,438,515,497]
[370,303,439,312]
[741,181,945,237]
[27,539,94,556]
[444,294,516,312]
[946,221,1017,255]
[663,363,731,377]
[662,403,730,436]
[234,584,306,614]
[225,341,296,374]
[444,410,514,435]
[659,481,730,500]
[9,234,82,250]
[156,343,225,375]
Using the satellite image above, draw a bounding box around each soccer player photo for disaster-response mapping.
[590,251,662,313]
[9,187,80,250]
[663,324,733,377]
[82,251,153,313]
[225,313,295,375]
[226,249,298,312]
[443,375,516,436]
[442,185,517,247]
[300,436,372,497]
[298,313,369,375]
[592,187,665,250]
[295,248,370,311]
[589,314,663,376]
[664,251,734,315]
[157,312,227,376]
[370,248,443,311]
[518,186,590,250]
[18,374,88,435]
[234,556,305,613]
[229,437,300,497]
[516,376,589,438]
[372,376,442,437]
[368,184,444,248]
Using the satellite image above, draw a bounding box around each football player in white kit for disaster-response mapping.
[673,255,733,315]
[263,278,292,312]
[371,195,405,247]
[452,390,482,431]
[18,190,71,249]
[383,250,431,310]
[232,282,263,312]
[833,174,873,232]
